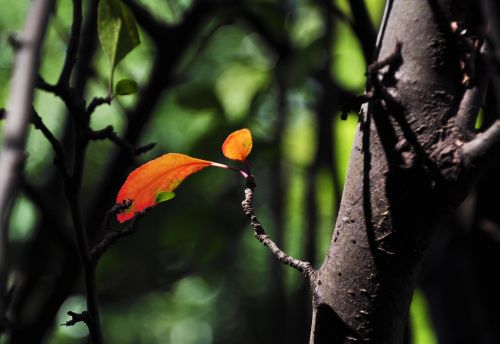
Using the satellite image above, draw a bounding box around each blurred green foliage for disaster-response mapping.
[0,0,438,343]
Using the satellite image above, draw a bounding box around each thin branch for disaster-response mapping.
[91,205,146,265]
[366,41,402,75]
[65,186,102,343]
[241,178,316,278]
[62,311,89,327]
[31,110,70,180]
[0,0,54,328]
[58,0,82,87]
[87,125,156,156]
[86,96,112,116]
[36,75,61,95]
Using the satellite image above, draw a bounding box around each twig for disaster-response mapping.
[86,96,112,117]
[366,41,402,75]
[36,75,61,95]
[341,42,402,120]
[58,0,82,88]
[91,205,145,265]
[0,0,54,329]
[31,110,70,180]
[87,125,156,156]
[241,178,316,278]
[62,311,89,327]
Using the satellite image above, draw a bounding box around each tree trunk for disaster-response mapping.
[309,0,489,342]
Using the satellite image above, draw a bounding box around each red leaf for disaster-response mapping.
[222,128,253,161]
[116,153,212,223]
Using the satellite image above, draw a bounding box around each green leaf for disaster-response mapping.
[115,79,138,95]
[98,0,140,73]
[155,191,176,204]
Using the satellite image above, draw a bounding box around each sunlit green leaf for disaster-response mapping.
[115,78,138,95]
[98,0,140,76]
[155,191,176,204]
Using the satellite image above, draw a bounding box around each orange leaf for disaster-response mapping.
[222,128,253,161]
[116,153,212,223]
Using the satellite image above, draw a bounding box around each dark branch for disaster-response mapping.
[31,110,70,180]
[121,0,168,40]
[36,75,61,95]
[62,311,89,327]
[366,41,403,75]
[241,178,316,278]
[87,125,155,156]
[58,0,82,87]
[348,0,377,62]
[91,205,145,265]
[86,96,112,116]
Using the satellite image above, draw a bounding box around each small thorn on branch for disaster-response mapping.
[63,311,90,327]
[241,178,315,278]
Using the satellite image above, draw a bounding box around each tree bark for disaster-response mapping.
[309,0,490,342]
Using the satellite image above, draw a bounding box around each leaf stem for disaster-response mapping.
[210,162,249,179]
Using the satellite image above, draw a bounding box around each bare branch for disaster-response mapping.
[36,75,61,95]
[62,311,89,327]
[31,110,70,180]
[87,125,156,156]
[58,0,82,87]
[86,96,112,116]
[91,206,145,266]
[241,179,315,278]
[0,0,53,327]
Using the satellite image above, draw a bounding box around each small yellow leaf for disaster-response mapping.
[222,128,253,161]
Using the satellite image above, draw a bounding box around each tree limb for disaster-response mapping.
[0,0,53,330]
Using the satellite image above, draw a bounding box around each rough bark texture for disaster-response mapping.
[309,0,488,343]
